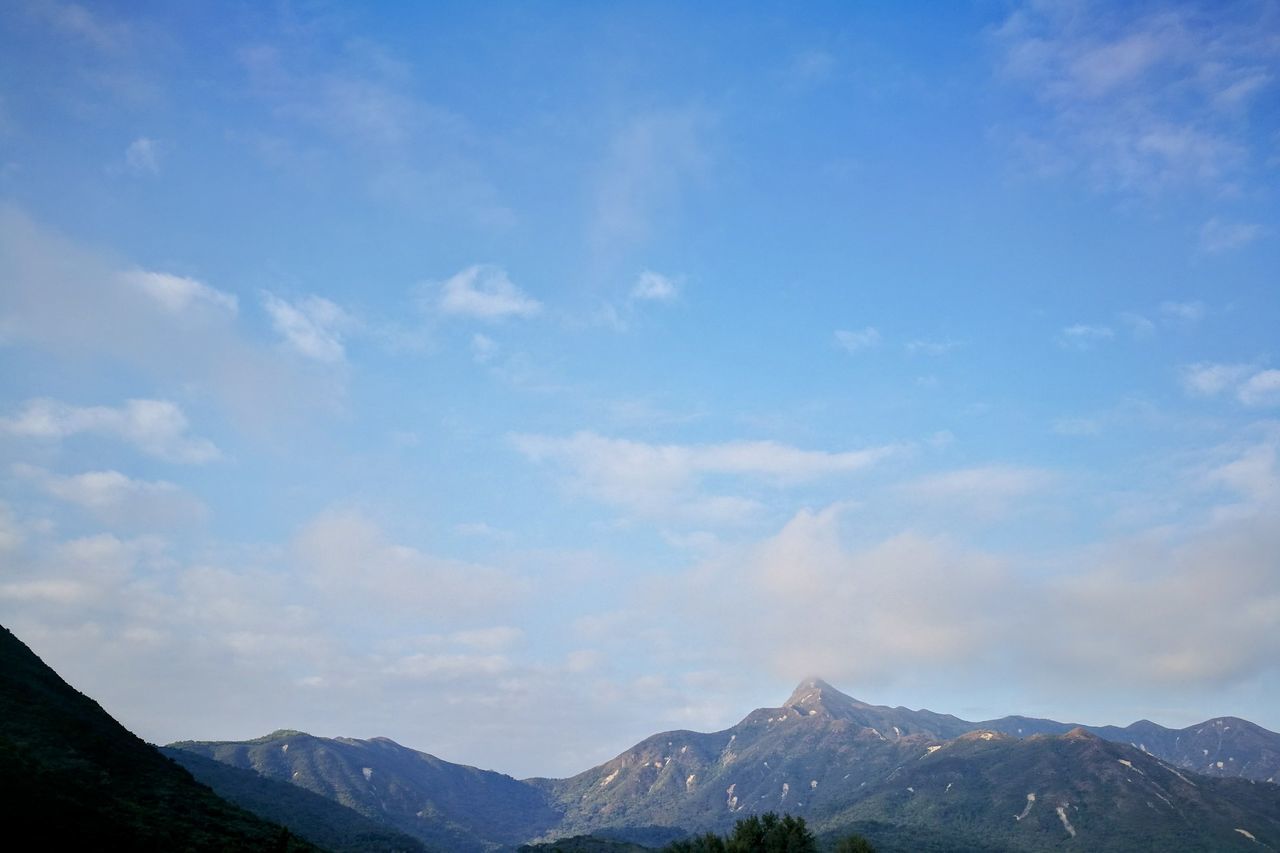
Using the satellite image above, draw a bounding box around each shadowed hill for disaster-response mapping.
[172,730,564,852]
[163,746,430,852]
[0,623,313,851]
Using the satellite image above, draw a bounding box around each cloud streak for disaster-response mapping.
[263,293,355,363]
[1,398,219,463]
[513,431,899,523]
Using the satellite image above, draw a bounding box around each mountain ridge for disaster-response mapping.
[172,676,1280,851]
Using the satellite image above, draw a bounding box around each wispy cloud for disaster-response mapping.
[123,137,161,175]
[235,37,512,225]
[14,464,207,528]
[436,265,541,321]
[899,465,1055,519]
[293,509,527,619]
[1239,370,1280,407]
[1059,323,1114,349]
[993,1,1277,195]
[1159,300,1205,323]
[263,293,355,363]
[513,431,899,524]
[905,337,962,356]
[834,327,881,353]
[470,333,498,364]
[28,1,135,54]
[590,109,713,262]
[1199,217,1265,253]
[123,269,237,315]
[629,270,680,302]
[0,206,341,425]
[0,398,219,463]
[1181,362,1280,407]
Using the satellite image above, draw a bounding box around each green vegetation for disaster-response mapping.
[522,816,875,853]
[662,812,871,852]
[832,834,877,853]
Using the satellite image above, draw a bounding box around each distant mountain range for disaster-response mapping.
[170,677,1280,852]
[1,618,1275,852]
[170,729,562,852]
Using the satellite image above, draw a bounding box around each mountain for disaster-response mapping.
[162,746,429,852]
[527,680,1280,851]
[0,623,313,850]
[171,677,1280,851]
[169,730,564,852]
[821,728,1280,852]
[979,713,1280,783]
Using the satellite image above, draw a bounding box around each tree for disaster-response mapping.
[665,832,727,853]
[664,813,817,853]
[833,834,876,853]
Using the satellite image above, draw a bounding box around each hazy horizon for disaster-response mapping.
[1,0,1278,779]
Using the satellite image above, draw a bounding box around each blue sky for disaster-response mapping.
[1,0,1278,778]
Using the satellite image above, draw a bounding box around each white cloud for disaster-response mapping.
[293,509,527,619]
[1238,370,1280,408]
[123,269,237,315]
[15,464,207,528]
[834,327,881,353]
[262,293,354,363]
[1199,217,1264,253]
[0,398,219,464]
[630,270,679,302]
[513,431,898,523]
[687,505,1012,682]
[436,265,541,321]
[124,137,161,175]
[1181,362,1252,396]
[1205,441,1278,505]
[1059,323,1114,348]
[1180,363,1280,407]
[684,450,1280,692]
[1043,500,1280,686]
[899,465,1055,519]
[0,206,341,425]
[993,2,1276,194]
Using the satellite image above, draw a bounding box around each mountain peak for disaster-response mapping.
[783,677,862,716]
[1064,726,1100,740]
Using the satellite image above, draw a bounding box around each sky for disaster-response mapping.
[1,0,1278,779]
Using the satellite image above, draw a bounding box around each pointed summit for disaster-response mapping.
[783,677,864,718]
